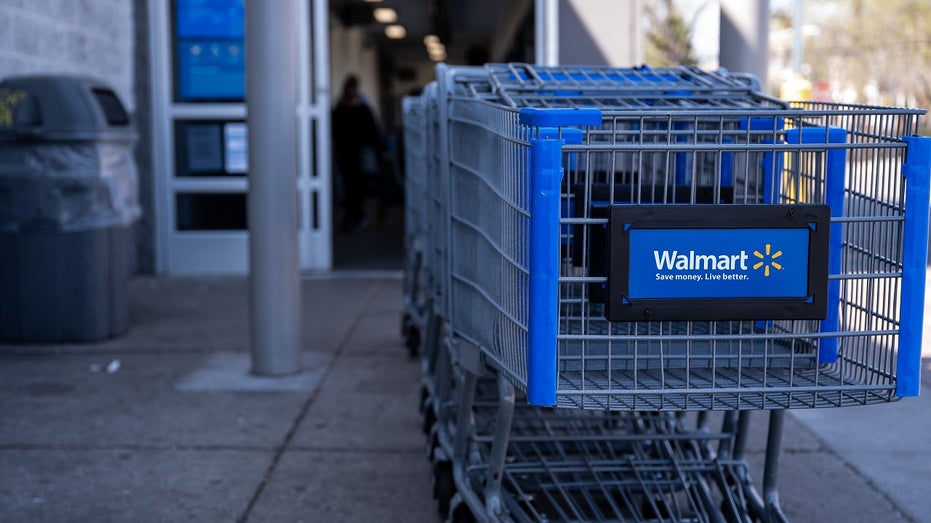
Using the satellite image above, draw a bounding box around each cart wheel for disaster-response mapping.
[639,495,671,520]
[744,500,763,523]
[433,461,455,517]
[405,324,421,357]
[419,385,430,414]
[451,504,476,523]
[400,313,412,339]
[422,403,437,436]
[720,499,752,523]
[427,432,444,464]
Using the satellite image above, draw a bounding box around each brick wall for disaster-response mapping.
[0,0,135,111]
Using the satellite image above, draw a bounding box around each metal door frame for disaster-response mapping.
[148,0,331,274]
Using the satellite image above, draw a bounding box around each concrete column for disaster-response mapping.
[720,0,770,87]
[791,0,803,74]
[245,0,302,375]
[557,0,642,66]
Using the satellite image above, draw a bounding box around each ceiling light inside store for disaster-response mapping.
[385,24,407,39]
[373,7,397,23]
[427,41,445,54]
[428,48,446,62]
[423,34,439,46]
[364,0,383,3]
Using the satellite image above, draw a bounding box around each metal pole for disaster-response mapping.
[313,0,332,269]
[535,0,559,66]
[719,0,770,87]
[764,410,790,523]
[245,0,302,375]
[792,0,803,74]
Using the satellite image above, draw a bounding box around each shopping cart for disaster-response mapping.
[450,63,929,411]
[414,62,931,522]
[456,386,770,523]
[401,95,429,356]
[406,73,496,514]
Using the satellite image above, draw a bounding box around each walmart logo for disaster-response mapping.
[752,244,783,277]
[651,243,787,278]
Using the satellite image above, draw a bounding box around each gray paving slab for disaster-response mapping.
[683,410,823,454]
[290,352,425,452]
[0,448,271,523]
[247,449,436,523]
[0,352,307,447]
[299,277,389,352]
[247,275,436,521]
[1,272,928,522]
[637,410,902,521]
[340,278,410,357]
[744,450,910,523]
[286,278,425,451]
[790,388,931,523]
[341,308,415,357]
[718,408,913,522]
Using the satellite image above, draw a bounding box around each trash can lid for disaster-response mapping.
[0,75,136,142]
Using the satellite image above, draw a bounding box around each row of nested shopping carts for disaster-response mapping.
[400,62,931,523]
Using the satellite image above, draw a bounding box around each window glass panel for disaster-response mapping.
[176,193,247,230]
[175,120,247,177]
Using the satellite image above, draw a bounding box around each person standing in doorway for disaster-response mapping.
[332,75,383,232]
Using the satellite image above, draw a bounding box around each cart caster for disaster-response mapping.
[428,431,446,464]
[422,403,437,435]
[450,504,476,523]
[405,324,421,358]
[401,313,420,357]
[720,499,753,523]
[419,384,430,414]
[640,494,671,520]
[400,312,412,338]
[433,460,455,517]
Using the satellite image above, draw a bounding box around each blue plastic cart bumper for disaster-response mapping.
[786,127,847,364]
[519,107,603,128]
[898,136,931,397]
[527,138,562,406]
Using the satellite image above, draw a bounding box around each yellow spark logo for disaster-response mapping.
[752,244,783,277]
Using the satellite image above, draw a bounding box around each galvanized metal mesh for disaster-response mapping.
[444,66,926,409]
[556,105,922,410]
[401,96,428,307]
[423,83,447,311]
[465,397,754,522]
[483,63,786,111]
[446,97,531,390]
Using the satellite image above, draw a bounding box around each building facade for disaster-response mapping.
[1,0,650,275]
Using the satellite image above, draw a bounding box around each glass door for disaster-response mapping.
[149,0,330,274]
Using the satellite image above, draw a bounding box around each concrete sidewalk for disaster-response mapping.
[0,275,927,522]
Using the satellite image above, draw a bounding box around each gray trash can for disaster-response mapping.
[0,75,140,342]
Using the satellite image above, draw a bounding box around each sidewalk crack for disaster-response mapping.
[236,282,383,523]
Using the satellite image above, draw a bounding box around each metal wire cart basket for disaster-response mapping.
[448,63,930,411]
[400,95,429,355]
[402,63,931,523]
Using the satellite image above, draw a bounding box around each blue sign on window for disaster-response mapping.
[177,0,244,38]
[174,0,245,102]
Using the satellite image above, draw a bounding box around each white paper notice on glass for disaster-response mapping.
[224,122,248,174]
[185,123,223,173]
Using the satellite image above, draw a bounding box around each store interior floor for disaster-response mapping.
[332,196,405,271]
